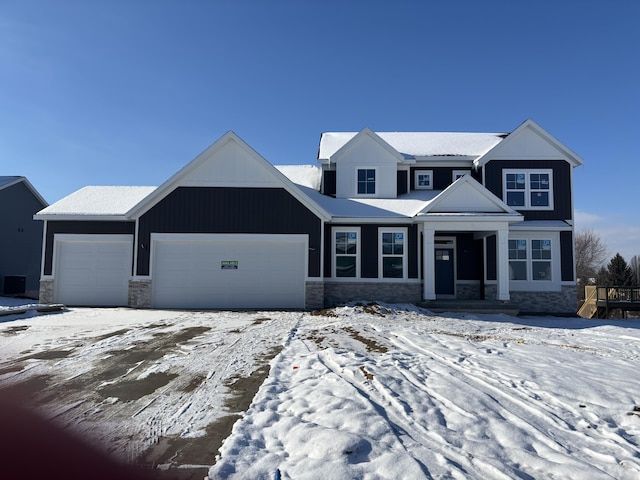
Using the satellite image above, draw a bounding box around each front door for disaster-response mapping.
[435,248,455,296]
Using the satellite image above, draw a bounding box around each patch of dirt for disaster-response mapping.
[0,365,24,376]
[25,349,76,360]
[182,374,206,393]
[359,365,374,381]
[310,308,338,318]
[92,328,131,342]
[252,317,271,325]
[343,327,389,353]
[1,325,29,335]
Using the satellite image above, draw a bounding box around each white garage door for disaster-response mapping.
[54,235,133,306]
[151,234,307,309]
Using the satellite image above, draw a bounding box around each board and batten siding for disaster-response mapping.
[43,221,135,276]
[483,160,572,221]
[137,187,322,277]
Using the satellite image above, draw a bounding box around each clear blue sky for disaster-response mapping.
[1,1,638,262]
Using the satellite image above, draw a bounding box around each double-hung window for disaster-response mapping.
[334,228,359,278]
[357,168,376,195]
[508,238,552,281]
[380,228,407,279]
[504,170,553,210]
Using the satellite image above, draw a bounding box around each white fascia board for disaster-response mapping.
[34,214,130,222]
[329,127,404,164]
[329,216,413,224]
[509,220,572,231]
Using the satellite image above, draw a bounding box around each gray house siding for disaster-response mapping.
[0,181,47,297]
[484,160,572,220]
[42,221,136,276]
[136,187,322,277]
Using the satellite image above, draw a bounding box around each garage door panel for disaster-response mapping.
[151,235,306,309]
[55,236,132,306]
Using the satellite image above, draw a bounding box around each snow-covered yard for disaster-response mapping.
[1,298,639,479]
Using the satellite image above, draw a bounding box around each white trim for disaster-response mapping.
[503,169,554,211]
[414,170,434,190]
[332,226,361,279]
[378,227,408,280]
[452,170,470,182]
[39,220,48,280]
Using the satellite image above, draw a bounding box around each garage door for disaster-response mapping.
[54,235,133,306]
[151,234,307,309]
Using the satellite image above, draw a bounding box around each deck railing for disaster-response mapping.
[596,286,640,303]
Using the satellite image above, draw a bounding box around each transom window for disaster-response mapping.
[380,229,407,279]
[415,170,433,190]
[334,228,359,277]
[509,238,552,281]
[357,169,376,194]
[504,170,553,210]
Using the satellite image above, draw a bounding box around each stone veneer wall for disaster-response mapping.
[305,282,324,310]
[128,280,152,308]
[456,282,482,300]
[324,282,422,307]
[39,279,54,304]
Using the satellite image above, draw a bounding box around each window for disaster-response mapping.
[334,228,359,277]
[380,229,407,279]
[504,170,553,209]
[357,169,376,194]
[508,238,552,281]
[452,170,470,182]
[415,170,433,190]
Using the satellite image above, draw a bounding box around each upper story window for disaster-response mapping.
[415,170,433,190]
[452,170,470,182]
[503,169,553,210]
[334,227,360,278]
[357,168,376,195]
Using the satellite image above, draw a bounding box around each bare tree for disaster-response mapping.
[630,255,640,286]
[575,229,608,300]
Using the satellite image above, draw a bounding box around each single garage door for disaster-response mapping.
[54,235,133,306]
[151,234,307,309]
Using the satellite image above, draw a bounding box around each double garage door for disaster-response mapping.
[151,234,307,309]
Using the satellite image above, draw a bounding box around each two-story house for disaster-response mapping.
[35,119,581,315]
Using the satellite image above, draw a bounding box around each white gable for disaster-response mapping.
[421,176,517,215]
[475,119,583,167]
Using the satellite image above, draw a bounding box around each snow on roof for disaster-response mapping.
[319,132,505,160]
[36,186,157,217]
[297,186,441,218]
[276,165,322,190]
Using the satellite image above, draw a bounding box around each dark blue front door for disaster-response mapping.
[435,248,455,295]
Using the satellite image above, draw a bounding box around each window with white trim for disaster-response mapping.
[334,228,360,278]
[452,170,470,181]
[503,170,553,210]
[414,170,433,190]
[379,229,407,279]
[357,168,376,195]
[508,238,552,281]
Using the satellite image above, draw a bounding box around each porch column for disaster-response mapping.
[423,227,436,300]
[496,227,510,301]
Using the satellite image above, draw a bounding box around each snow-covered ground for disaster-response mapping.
[1,298,639,479]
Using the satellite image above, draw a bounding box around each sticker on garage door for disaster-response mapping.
[221,260,238,270]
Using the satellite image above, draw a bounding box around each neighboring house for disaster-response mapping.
[35,119,582,314]
[0,176,48,298]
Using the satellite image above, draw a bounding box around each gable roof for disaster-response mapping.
[474,119,583,168]
[0,176,48,207]
[419,175,520,216]
[323,127,405,163]
[35,186,156,220]
[319,131,505,161]
[126,131,331,220]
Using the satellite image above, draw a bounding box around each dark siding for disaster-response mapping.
[484,160,572,220]
[486,235,497,281]
[324,223,419,279]
[0,181,47,295]
[471,167,483,183]
[560,231,574,282]
[410,167,471,191]
[455,233,482,280]
[323,170,336,196]
[137,187,322,277]
[43,221,135,275]
[397,171,408,195]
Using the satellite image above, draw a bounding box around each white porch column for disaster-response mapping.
[423,227,436,300]
[496,227,510,301]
